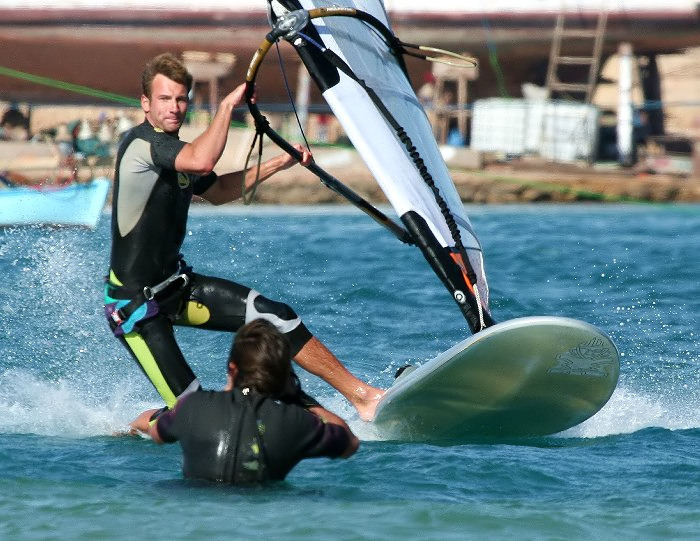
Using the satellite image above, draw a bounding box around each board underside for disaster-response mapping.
[373,316,620,441]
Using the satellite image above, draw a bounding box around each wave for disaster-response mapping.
[0,368,158,438]
[562,385,700,438]
[2,367,698,443]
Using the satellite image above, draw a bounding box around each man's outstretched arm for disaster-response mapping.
[200,144,311,205]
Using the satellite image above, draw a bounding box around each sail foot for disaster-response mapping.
[401,211,495,334]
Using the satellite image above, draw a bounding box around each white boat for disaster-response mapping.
[0,177,110,229]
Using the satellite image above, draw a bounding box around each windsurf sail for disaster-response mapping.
[247,0,495,333]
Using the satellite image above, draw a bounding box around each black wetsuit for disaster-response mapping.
[105,121,314,408]
[154,388,350,483]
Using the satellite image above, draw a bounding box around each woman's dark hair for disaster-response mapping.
[141,53,194,99]
[229,319,291,396]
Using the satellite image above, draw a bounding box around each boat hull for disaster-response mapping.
[0,177,110,229]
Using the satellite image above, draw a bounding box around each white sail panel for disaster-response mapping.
[296,0,490,307]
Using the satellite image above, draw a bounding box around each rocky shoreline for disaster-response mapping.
[222,150,700,206]
[4,140,697,205]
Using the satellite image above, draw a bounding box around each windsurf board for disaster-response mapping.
[373,316,620,441]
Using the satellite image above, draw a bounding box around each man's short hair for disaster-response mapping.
[141,53,194,99]
[229,319,291,396]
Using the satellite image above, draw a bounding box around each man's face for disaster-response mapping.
[141,73,189,134]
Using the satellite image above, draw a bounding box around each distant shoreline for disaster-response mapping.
[225,154,700,205]
[207,143,700,205]
[3,137,696,204]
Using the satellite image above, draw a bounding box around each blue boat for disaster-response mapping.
[0,177,110,229]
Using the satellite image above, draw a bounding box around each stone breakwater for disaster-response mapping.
[228,159,700,205]
[6,127,696,205]
[71,145,698,206]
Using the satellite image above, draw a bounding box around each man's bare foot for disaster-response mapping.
[352,385,385,421]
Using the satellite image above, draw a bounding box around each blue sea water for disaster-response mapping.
[0,204,699,540]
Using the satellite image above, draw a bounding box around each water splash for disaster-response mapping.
[563,385,700,439]
[0,368,159,438]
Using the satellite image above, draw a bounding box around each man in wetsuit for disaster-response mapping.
[105,53,383,421]
[142,319,359,484]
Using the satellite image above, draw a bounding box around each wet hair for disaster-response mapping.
[141,53,193,99]
[229,319,291,396]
